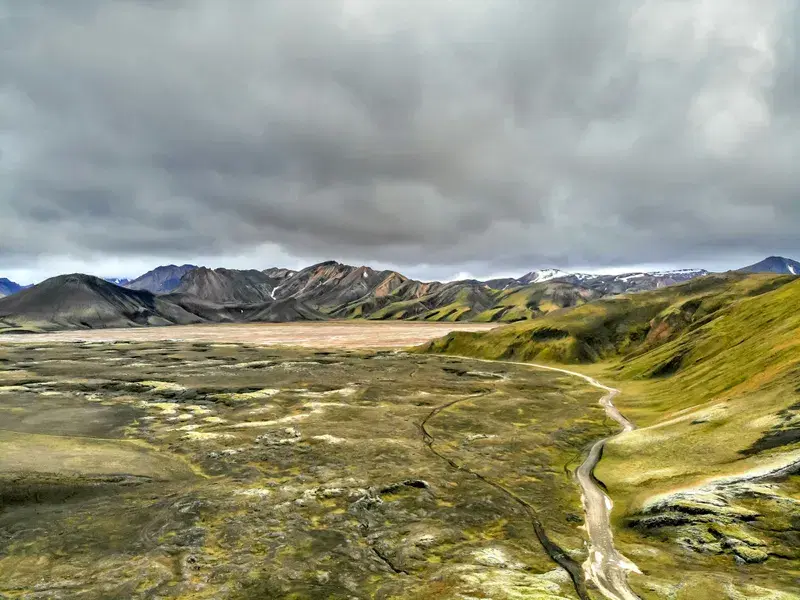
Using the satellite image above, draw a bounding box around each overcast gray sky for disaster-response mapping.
[1,0,797,284]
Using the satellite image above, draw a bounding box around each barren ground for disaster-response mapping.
[0,322,498,348]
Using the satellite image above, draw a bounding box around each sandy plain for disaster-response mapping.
[0,321,498,348]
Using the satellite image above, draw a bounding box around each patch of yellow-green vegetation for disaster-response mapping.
[0,319,46,334]
[202,415,226,424]
[183,430,234,441]
[0,385,30,393]
[211,388,281,401]
[419,301,474,322]
[709,522,766,547]
[366,297,424,320]
[458,567,576,600]
[138,380,187,393]
[0,429,191,479]
[0,369,41,384]
[472,306,508,323]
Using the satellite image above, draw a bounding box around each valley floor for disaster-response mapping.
[0,321,497,349]
[3,327,797,599]
[0,340,608,600]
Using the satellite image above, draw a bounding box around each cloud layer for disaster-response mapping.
[1,0,797,280]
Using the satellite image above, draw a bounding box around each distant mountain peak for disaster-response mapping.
[740,256,800,275]
[126,264,199,294]
[311,260,343,269]
[0,277,23,299]
[103,277,130,287]
[483,266,713,295]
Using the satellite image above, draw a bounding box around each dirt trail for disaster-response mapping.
[447,357,642,600]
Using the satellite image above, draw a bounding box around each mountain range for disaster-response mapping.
[0,257,797,332]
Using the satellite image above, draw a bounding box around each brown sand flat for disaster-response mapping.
[0,322,498,349]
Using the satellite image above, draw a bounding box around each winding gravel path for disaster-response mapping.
[450,357,643,600]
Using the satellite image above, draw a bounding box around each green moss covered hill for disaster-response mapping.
[422,272,800,598]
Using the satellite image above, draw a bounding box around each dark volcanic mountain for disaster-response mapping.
[740,256,800,275]
[272,261,409,306]
[0,274,203,332]
[0,273,326,333]
[0,278,23,298]
[127,264,198,293]
[160,293,326,324]
[173,267,280,304]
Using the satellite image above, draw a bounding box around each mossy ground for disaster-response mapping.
[0,341,609,599]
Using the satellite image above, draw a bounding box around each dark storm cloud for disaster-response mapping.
[0,0,797,277]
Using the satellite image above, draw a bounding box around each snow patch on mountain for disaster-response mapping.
[103,277,130,287]
[618,273,647,282]
[519,268,571,284]
[650,269,709,277]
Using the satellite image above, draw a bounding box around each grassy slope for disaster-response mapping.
[601,278,800,598]
[361,282,599,324]
[363,287,487,322]
[595,274,800,498]
[421,273,800,598]
[471,284,598,324]
[422,274,793,361]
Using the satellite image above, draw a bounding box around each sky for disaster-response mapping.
[1,0,798,285]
